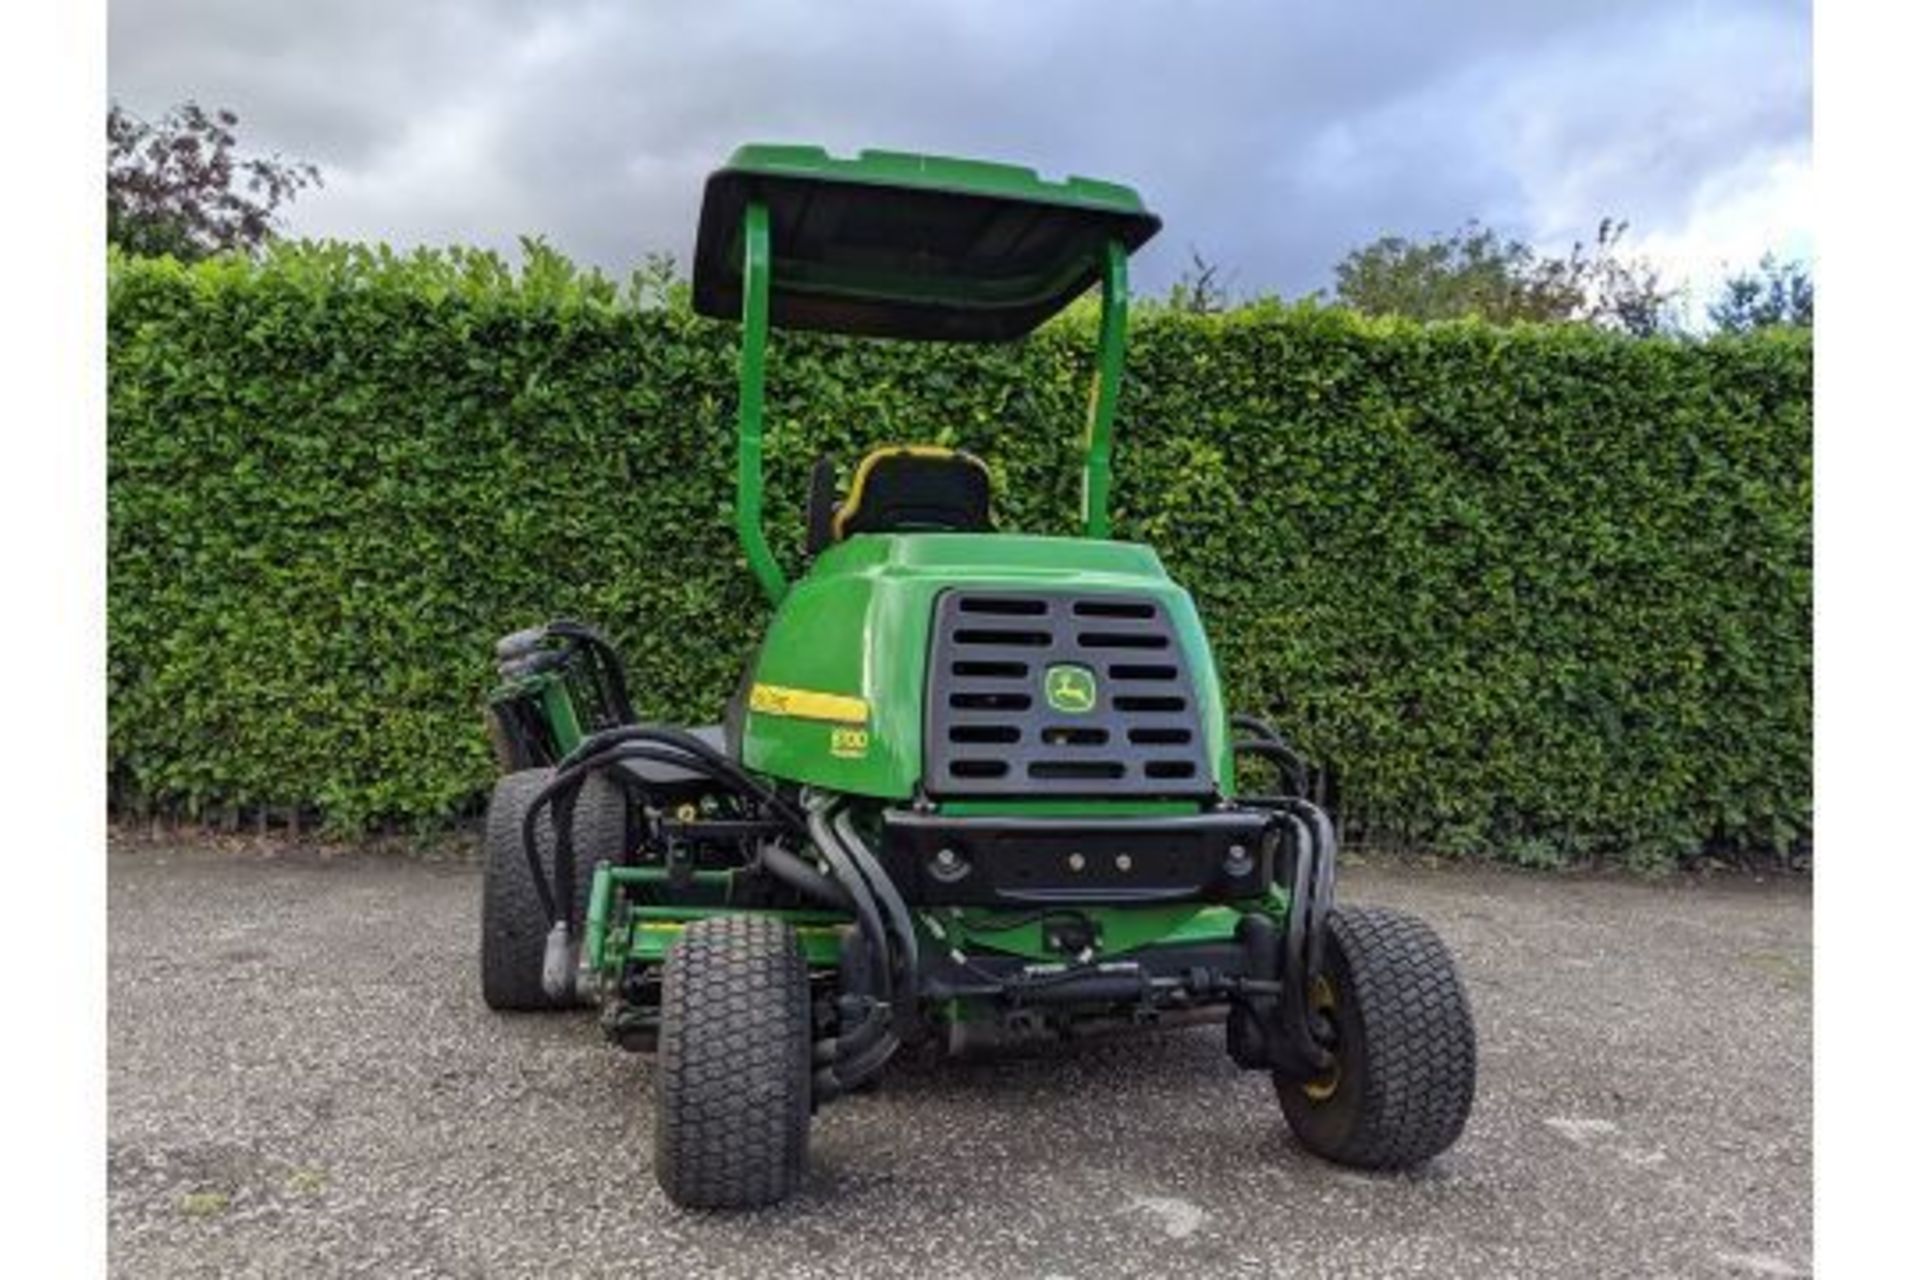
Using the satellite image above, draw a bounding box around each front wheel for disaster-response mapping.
[1276,906,1477,1169]
[654,915,813,1209]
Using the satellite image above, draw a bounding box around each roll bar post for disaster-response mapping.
[735,201,789,605]
[1082,236,1129,540]
[735,215,1133,607]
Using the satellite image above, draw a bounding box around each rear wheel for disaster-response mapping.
[1276,906,1476,1169]
[655,915,813,1209]
[480,768,628,1011]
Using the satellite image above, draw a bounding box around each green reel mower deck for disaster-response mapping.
[478,145,1477,1209]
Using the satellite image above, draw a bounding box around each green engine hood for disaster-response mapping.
[740,533,1232,801]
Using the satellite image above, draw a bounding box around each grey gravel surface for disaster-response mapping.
[108,839,1811,1279]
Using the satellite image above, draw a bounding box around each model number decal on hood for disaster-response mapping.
[749,682,870,725]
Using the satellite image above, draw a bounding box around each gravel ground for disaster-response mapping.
[108,838,1811,1279]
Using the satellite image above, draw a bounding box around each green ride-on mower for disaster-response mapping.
[480,145,1476,1209]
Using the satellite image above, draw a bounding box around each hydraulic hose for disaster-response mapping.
[805,799,895,1013]
[812,923,886,1066]
[815,1031,903,1101]
[812,909,900,1094]
[1229,713,1312,798]
[813,1009,888,1068]
[830,806,920,1013]
[561,724,805,829]
[1275,812,1313,992]
[1232,739,1309,798]
[520,742,745,925]
[522,727,813,928]
[1272,797,1339,979]
[1230,713,1279,740]
[1275,812,1331,1069]
[806,796,913,1088]
[757,841,852,911]
[520,726,911,1094]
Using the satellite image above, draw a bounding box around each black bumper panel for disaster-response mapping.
[880,809,1272,906]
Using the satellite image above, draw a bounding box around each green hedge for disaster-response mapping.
[107,243,1812,867]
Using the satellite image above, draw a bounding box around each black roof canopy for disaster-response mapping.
[692,145,1161,342]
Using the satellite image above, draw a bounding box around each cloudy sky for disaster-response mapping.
[108,0,1811,306]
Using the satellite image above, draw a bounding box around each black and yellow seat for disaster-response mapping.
[807,446,992,553]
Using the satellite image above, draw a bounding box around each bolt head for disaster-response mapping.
[1067,852,1086,872]
[930,847,970,882]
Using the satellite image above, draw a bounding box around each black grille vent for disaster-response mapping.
[924,590,1214,797]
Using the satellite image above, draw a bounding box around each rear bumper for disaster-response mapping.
[879,809,1272,906]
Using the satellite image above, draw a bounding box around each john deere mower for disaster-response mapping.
[480,145,1476,1209]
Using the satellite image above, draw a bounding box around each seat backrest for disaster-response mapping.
[832,446,992,540]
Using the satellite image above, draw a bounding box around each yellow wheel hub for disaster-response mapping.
[1301,973,1341,1103]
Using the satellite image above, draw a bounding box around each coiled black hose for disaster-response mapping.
[520,724,817,925]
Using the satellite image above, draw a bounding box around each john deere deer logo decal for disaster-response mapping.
[1044,664,1098,714]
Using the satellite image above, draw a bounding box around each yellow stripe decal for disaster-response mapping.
[749,682,870,725]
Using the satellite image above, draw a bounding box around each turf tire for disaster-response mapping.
[1276,906,1477,1169]
[655,915,813,1209]
[480,767,628,1011]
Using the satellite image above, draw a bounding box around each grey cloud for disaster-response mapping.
[108,0,1810,296]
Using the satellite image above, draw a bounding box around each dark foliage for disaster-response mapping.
[107,101,321,261]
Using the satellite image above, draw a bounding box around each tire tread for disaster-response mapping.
[655,915,812,1209]
[1279,905,1477,1169]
